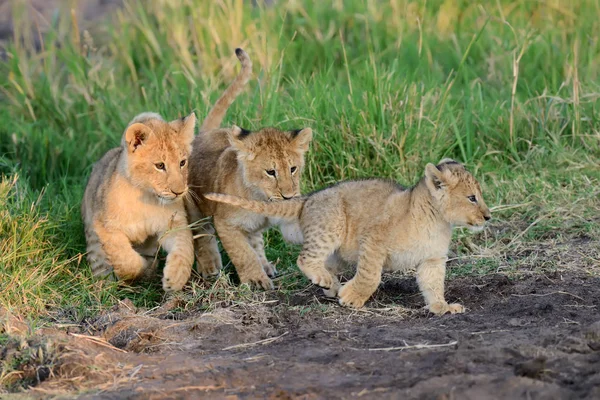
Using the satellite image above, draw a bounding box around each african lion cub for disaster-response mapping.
[205,159,492,314]
[186,49,313,290]
[82,112,196,291]
[187,126,313,290]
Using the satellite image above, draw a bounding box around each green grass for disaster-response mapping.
[0,0,599,324]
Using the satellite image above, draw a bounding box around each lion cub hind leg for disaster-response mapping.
[416,258,464,315]
[248,231,277,278]
[321,252,345,297]
[338,238,386,308]
[214,218,274,290]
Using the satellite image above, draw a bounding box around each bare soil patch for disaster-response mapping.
[3,268,598,399]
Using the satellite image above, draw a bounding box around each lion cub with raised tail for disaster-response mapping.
[204,159,491,315]
[186,49,313,290]
[82,112,196,291]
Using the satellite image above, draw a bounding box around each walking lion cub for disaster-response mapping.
[82,112,197,291]
[186,51,313,290]
[204,159,491,314]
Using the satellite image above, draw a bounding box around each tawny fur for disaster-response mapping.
[204,159,492,314]
[185,50,313,289]
[82,112,197,291]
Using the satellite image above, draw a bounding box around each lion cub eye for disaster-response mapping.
[266,169,277,177]
[180,159,187,168]
[290,166,297,174]
[467,195,477,203]
[155,162,166,171]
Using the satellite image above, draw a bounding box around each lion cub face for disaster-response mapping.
[123,113,196,203]
[228,126,313,200]
[425,159,491,230]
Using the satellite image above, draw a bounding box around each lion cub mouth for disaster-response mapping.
[269,194,299,201]
[467,224,486,233]
[157,193,182,204]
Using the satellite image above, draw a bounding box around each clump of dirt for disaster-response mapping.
[0,327,132,395]
[0,334,58,391]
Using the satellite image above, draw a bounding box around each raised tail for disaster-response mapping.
[204,193,305,220]
[199,48,252,132]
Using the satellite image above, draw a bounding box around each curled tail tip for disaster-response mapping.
[234,47,252,67]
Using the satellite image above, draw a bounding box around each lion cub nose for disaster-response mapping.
[484,214,491,221]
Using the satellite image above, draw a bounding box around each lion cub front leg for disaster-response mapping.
[338,239,386,308]
[160,213,194,292]
[193,230,223,278]
[214,219,273,290]
[416,258,464,315]
[94,221,148,281]
[248,231,277,278]
[186,200,222,278]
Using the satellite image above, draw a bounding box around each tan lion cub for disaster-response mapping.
[187,126,313,290]
[204,159,491,314]
[82,112,196,291]
[185,50,313,290]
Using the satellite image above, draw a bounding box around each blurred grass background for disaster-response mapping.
[0,0,598,321]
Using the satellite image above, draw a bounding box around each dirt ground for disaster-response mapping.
[3,260,599,399]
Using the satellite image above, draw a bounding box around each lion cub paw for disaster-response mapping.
[162,256,192,292]
[262,262,278,278]
[239,271,274,290]
[428,302,465,315]
[338,283,370,308]
[195,251,222,279]
[322,281,341,298]
[113,254,147,282]
[305,270,336,290]
[197,262,221,279]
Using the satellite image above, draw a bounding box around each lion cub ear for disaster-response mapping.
[438,158,457,165]
[179,112,196,144]
[425,163,447,192]
[291,128,313,152]
[168,112,196,145]
[228,125,255,161]
[124,123,153,153]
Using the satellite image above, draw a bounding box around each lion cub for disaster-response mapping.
[204,159,492,314]
[82,112,196,291]
[187,126,313,290]
[185,50,313,290]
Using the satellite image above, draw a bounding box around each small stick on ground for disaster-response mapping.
[222,332,289,351]
[69,333,128,353]
[173,385,223,392]
[511,291,585,301]
[350,340,458,352]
